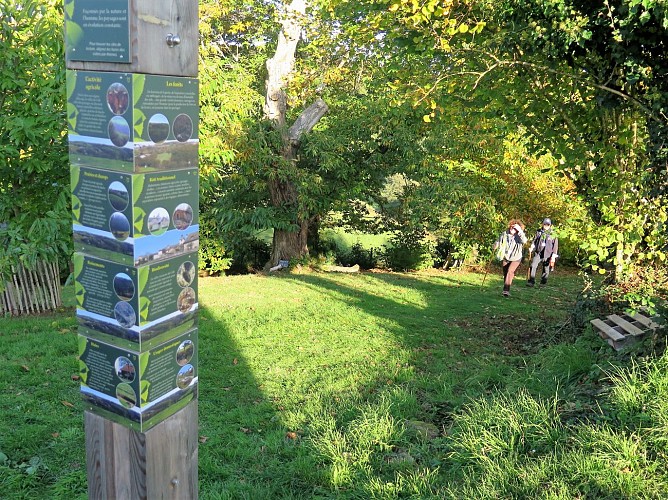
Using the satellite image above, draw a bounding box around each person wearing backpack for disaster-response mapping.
[526,217,559,287]
[493,219,528,297]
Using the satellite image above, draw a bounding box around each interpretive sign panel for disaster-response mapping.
[71,166,199,266]
[74,252,198,350]
[65,0,131,63]
[79,329,198,432]
[67,70,198,173]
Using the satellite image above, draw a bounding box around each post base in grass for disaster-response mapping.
[85,399,198,499]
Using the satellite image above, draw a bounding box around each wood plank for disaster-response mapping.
[608,314,646,336]
[145,399,198,498]
[591,319,626,341]
[85,400,198,499]
[66,0,198,76]
[629,312,660,329]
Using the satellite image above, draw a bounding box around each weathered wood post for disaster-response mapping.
[64,0,199,497]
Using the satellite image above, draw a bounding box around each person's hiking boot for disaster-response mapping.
[526,281,535,287]
[502,290,510,297]
[540,279,547,285]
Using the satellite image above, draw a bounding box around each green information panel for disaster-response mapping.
[74,252,198,350]
[79,329,198,432]
[65,0,131,63]
[72,166,199,266]
[67,70,198,173]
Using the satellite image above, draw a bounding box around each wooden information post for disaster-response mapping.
[64,0,199,497]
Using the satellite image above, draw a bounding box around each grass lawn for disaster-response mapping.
[2,265,668,498]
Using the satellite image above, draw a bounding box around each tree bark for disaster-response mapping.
[263,0,328,266]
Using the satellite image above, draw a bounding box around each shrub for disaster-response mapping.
[226,236,271,275]
[198,216,232,275]
[339,243,381,270]
[0,0,71,284]
[383,234,434,271]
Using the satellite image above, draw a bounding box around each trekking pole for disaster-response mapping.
[480,255,494,289]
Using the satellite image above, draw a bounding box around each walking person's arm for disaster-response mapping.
[550,237,559,270]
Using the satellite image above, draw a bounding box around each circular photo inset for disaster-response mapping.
[148,113,170,143]
[176,340,194,366]
[106,82,129,115]
[177,287,196,313]
[147,207,170,236]
[108,181,129,212]
[114,301,136,328]
[108,116,130,147]
[114,356,136,382]
[109,212,130,241]
[172,203,193,231]
[176,261,196,288]
[113,272,135,301]
[172,113,193,142]
[116,383,137,408]
[176,364,195,389]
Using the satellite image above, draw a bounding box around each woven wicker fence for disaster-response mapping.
[1,260,62,316]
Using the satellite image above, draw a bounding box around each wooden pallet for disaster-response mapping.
[591,312,661,350]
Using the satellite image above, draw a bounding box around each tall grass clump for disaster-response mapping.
[447,389,564,463]
[605,352,668,451]
[307,394,409,490]
[443,390,569,497]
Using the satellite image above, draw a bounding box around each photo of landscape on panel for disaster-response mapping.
[67,70,198,173]
[79,329,198,432]
[71,166,199,266]
[74,252,198,350]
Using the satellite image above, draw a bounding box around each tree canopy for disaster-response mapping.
[2,0,665,291]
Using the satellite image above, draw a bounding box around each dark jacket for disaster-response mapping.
[529,229,558,261]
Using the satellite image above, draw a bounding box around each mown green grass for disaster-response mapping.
[1,267,667,498]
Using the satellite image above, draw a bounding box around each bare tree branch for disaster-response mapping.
[288,98,329,144]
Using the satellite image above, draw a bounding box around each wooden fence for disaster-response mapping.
[0,261,62,316]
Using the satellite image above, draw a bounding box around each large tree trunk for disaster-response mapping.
[263,0,328,266]
[271,220,309,265]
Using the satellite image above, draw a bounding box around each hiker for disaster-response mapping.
[527,217,559,286]
[493,219,528,297]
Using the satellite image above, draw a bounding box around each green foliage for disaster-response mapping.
[0,191,72,283]
[598,265,668,315]
[383,232,435,271]
[198,216,232,275]
[338,242,381,270]
[226,236,271,274]
[0,0,71,278]
[376,127,585,266]
[326,0,667,284]
[477,0,668,279]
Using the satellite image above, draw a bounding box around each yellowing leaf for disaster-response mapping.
[423,115,431,123]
